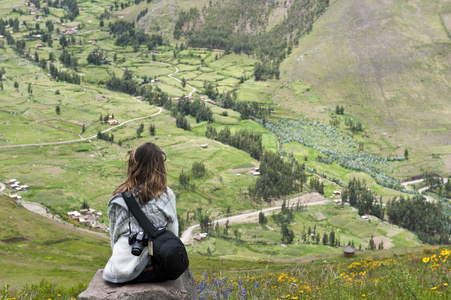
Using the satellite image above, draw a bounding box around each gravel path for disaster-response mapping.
[0,108,162,149]
[181,194,329,244]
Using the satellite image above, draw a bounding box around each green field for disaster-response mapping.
[0,0,446,294]
[276,0,451,177]
[190,202,422,261]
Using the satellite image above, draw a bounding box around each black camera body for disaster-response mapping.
[128,231,149,256]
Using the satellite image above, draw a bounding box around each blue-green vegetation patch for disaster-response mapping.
[259,118,410,192]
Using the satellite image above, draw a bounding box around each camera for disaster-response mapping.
[128,231,149,256]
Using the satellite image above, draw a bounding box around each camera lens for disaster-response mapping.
[131,242,144,256]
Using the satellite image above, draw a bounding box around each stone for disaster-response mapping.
[78,269,197,300]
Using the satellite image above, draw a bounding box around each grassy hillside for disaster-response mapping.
[190,202,422,261]
[277,0,451,177]
[0,195,109,288]
[0,0,447,296]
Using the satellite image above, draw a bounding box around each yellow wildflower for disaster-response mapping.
[362,294,366,297]
[431,287,437,290]
[423,257,430,263]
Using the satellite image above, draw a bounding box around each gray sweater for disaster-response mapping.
[103,188,178,283]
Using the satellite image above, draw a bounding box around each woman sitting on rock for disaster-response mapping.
[103,142,178,283]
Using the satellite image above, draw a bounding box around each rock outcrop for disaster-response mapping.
[78,269,197,300]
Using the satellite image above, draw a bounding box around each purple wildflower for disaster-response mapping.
[241,288,247,299]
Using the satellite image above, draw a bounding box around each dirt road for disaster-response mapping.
[180,193,329,243]
[0,108,162,149]
[401,178,448,202]
[153,61,197,97]
[19,200,108,239]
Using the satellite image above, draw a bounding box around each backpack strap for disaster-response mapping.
[122,191,166,238]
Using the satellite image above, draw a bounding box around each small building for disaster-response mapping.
[205,99,217,106]
[68,211,81,218]
[151,79,160,83]
[35,44,42,49]
[5,179,16,186]
[343,246,356,258]
[10,183,20,189]
[200,144,208,149]
[93,223,108,232]
[79,209,89,215]
[107,119,118,125]
[333,190,341,196]
[193,232,207,242]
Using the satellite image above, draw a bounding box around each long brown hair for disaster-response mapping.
[114,142,168,204]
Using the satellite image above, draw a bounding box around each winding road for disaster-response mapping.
[153,61,197,97]
[0,59,197,149]
[180,198,329,244]
[0,108,163,149]
[401,178,449,202]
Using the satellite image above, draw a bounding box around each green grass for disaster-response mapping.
[0,0,445,294]
[276,0,451,177]
[197,246,451,299]
[0,195,110,289]
[189,203,422,261]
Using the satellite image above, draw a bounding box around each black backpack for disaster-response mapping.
[122,191,189,281]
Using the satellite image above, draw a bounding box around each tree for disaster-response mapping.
[281,221,294,244]
[81,200,89,210]
[59,35,68,48]
[149,123,156,136]
[87,49,105,65]
[14,81,19,89]
[192,161,206,178]
[181,77,186,88]
[136,123,144,137]
[55,105,61,115]
[258,211,267,225]
[404,148,409,160]
[368,235,376,250]
[179,171,190,188]
[322,232,329,245]
[329,230,335,246]
[223,219,229,236]
[27,83,32,94]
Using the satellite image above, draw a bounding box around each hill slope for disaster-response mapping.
[277,0,451,177]
[0,196,110,288]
